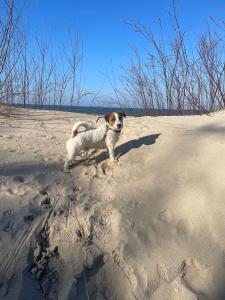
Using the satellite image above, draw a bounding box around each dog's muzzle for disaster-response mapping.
[106,124,121,133]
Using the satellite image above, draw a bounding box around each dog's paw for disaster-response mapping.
[109,158,119,164]
[64,166,70,173]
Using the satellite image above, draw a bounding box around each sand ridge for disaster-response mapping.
[1,106,225,299]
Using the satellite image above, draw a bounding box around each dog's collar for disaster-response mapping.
[106,124,121,133]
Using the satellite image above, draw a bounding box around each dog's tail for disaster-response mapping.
[71,121,94,138]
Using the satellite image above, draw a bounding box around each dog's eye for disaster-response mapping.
[118,116,122,121]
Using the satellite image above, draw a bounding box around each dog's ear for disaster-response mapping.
[118,111,126,118]
[104,113,111,122]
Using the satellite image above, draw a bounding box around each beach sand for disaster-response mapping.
[1,106,225,299]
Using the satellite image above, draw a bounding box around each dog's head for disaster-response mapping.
[104,112,126,131]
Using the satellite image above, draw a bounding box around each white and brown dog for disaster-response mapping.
[64,112,126,171]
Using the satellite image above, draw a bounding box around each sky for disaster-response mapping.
[18,0,225,103]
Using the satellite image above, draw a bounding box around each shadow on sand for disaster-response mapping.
[91,133,161,164]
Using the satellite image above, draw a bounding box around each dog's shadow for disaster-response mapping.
[84,133,161,165]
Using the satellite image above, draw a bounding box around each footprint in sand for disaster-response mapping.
[16,149,24,154]
[5,188,14,195]
[39,191,52,209]
[3,134,13,139]
[82,244,103,269]
[176,219,193,236]
[2,209,14,217]
[181,259,214,299]
[72,257,83,278]
[40,197,51,208]
[23,214,34,223]
[2,220,15,233]
[158,210,172,224]
[77,192,90,204]
[6,186,26,196]
[13,175,25,183]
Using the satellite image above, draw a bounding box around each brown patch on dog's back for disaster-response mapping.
[71,129,78,138]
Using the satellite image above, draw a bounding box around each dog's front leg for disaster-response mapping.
[107,144,116,161]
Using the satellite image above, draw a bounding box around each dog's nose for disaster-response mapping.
[117,124,122,129]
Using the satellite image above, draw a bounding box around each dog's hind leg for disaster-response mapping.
[64,144,81,172]
[64,154,73,172]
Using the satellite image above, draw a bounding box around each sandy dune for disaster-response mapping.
[1,106,225,299]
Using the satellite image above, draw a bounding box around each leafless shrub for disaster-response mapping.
[0,0,87,109]
[0,0,21,103]
[109,2,225,115]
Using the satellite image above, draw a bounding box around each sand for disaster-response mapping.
[1,105,225,300]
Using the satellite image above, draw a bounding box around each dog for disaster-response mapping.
[64,111,126,171]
